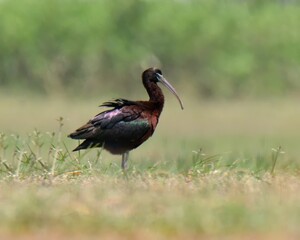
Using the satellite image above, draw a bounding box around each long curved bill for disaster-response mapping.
[156,73,184,110]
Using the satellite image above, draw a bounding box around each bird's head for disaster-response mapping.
[142,67,184,110]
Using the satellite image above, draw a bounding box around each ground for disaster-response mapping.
[1,95,300,239]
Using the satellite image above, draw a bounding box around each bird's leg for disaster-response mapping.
[121,151,129,170]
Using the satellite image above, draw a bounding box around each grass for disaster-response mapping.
[1,95,300,239]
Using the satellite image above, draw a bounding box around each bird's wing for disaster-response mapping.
[68,99,150,140]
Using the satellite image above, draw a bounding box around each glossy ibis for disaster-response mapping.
[68,67,184,169]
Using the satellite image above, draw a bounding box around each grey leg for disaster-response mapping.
[121,151,129,170]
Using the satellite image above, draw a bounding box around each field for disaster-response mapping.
[1,0,300,239]
[1,94,300,239]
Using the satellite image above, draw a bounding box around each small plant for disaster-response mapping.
[190,148,221,175]
[270,146,285,175]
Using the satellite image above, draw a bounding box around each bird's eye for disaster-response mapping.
[155,69,162,75]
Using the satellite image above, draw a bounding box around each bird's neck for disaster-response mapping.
[146,82,164,112]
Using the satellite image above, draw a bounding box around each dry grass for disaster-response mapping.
[0,172,300,239]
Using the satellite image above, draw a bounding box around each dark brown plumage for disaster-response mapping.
[68,67,183,169]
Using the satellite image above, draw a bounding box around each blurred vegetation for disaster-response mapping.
[0,0,299,98]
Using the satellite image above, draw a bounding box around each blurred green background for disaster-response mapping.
[1,0,299,98]
[1,2,300,238]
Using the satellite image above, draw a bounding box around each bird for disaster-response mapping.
[68,67,184,169]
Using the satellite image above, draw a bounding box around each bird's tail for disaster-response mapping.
[72,139,103,151]
[68,122,94,140]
